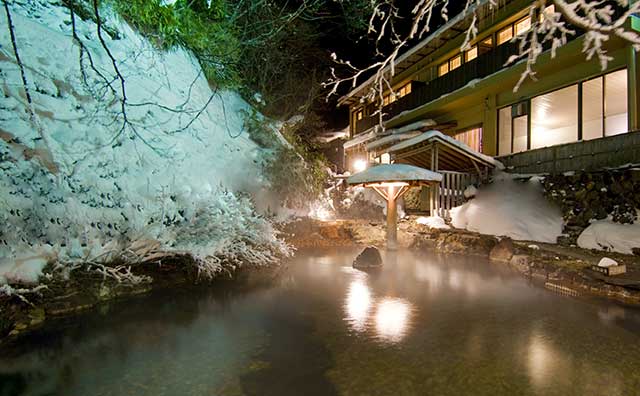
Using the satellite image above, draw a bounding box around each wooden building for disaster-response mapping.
[339,0,640,215]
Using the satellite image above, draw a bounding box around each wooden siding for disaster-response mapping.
[497,131,640,174]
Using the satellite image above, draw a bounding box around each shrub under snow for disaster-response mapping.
[450,174,564,243]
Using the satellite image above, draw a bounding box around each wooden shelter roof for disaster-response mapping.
[388,130,502,175]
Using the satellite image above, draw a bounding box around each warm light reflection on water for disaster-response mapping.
[345,277,372,332]
[343,270,414,343]
[4,248,640,396]
[374,297,413,343]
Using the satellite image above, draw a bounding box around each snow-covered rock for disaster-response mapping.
[450,173,564,243]
[577,216,640,255]
[597,257,618,268]
[463,185,477,199]
[0,0,288,283]
[416,216,450,229]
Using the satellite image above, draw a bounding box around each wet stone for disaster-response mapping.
[353,246,383,269]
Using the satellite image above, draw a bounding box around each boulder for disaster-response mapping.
[489,237,515,262]
[435,232,497,256]
[509,254,531,272]
[353,246,383,269]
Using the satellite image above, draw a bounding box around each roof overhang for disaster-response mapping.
[388,130,503,173]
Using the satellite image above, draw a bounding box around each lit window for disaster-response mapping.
[398,82,411,97]
[515,17,531,35]
[438,62,449,76]
[449,55,462,71]
[380,153,391,164]
[481,36,493,46]
[497,26,513,45]
[383,95,390,106]
[465,46,478,62]
[604,69,628,136]
[498,107,512,155]
[539,4,555,22]
[582,77,603,140]
[454,128,482,152]
[356,110,363,121]
[531,85,578,149]
[397,83,410,98]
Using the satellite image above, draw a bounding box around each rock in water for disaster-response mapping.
[353,246,383,269]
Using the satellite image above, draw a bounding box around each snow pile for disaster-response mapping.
[577,215,640,254]
[0,1,289,284]
[416,216,450,229]
[463,185,477,199]
[450,174,564,243]
[597,257,618,268]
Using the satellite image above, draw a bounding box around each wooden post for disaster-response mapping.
[387,185,398,250]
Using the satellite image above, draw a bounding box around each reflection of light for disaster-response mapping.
[344,279,371,332]
[353,159,367,173]
[375,297,413,343]
[414,263,443,292]
[526,333,564,390]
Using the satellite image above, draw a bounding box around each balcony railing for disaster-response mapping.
[353,41,524,134]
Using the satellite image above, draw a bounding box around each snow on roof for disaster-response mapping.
[366,131,422,151]
[346,119,437,151]
[386,119,436,135]
[347,164,442,186]
[388,130,503,168]
[315,129,348,143]
[343,128,378,149]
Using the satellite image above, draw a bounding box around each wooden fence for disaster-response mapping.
[497,131,640,174]
[431,171,476,218]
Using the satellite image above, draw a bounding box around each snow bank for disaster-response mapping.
[0,0,288,284]
[450,174,563,243]
[416,216,450,229]
[577,216,640,254]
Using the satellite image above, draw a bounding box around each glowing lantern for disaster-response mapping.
[347,164,442,250]
[352,159,368,173]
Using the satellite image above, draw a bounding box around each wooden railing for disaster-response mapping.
[434,171,477,218]
[353,41,521,134]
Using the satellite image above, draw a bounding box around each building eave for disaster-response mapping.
[337,0,491,107]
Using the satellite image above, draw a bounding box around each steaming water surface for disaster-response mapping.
[1,247,640,395]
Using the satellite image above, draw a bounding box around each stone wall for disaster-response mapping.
[541,168,640,245]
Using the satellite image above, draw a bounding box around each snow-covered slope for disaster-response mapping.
[0,0,287,283]
[450,174,564,243]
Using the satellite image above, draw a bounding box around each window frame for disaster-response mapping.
[497,25,513,45]
[496,68,629,155]
[514,16,531,36]
[465,46,478,62]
